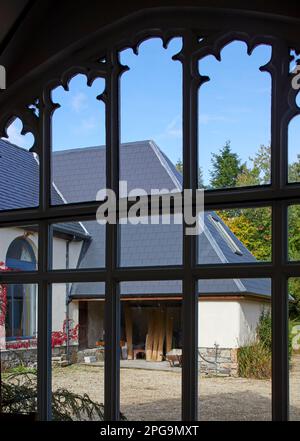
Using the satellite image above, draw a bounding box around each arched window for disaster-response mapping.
[0,6,299,421]
[6,237,36,271]
[5,238,37,339]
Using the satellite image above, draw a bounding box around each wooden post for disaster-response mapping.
[146,309,155,361]
[124,304,133,360]
[157,308,165,362]
[166,308,173,354]
[152,309,160,361]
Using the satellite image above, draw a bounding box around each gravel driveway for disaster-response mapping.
[52,355,300,421]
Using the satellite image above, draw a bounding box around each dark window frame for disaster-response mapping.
[0,7,299,421]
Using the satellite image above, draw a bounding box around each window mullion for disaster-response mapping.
[270,40,290,421]
[104,48,121,421]
[272,201,289,421]
[181,31,198,421]
[37,93,52,421]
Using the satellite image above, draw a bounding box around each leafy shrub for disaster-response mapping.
[238,310,295,379]
[257,310,272,352]
[1,369,126,421]
[238,310,272,379]
[238,341,271,379]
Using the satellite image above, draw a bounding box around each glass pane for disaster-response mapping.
[51,220,105,269]
[119,38,182,196]
[289,278,300,420]
[119,214,183,267]
[288,204,300,261]
[198,207,272,265]
[0,118,38,210]
[51,74,106,205]
[198,41,272,190]
[0,225,38,272]
[198,278,272,420]
[120,281,182,421]
[1,283,38,415]
[51,282,105,421]
[288,115,300,183]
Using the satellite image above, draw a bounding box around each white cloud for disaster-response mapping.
[70,92,88,112]
[157,115,182,140]
[2,122,33,149]
[73,116,97,134]
[199,114,236,125]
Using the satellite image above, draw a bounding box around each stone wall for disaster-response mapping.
[1,345,78,370]
[1,347,38,370]
[198,347,238,377]
[1,345,238,376]
[76,347,105,362]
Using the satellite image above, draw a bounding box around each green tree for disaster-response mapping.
[288,203,300,319]
[217,144,300,319]
[287,153,300,317]
[236,144,270,187]
[175,158,183,174]
[210,141,244,189]
[220,207,272,261]
[175,158,205,188]
[288,153,300,183]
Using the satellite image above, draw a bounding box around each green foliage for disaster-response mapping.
[175,158,205,188]
[218,207,272,261]
[198,167,205,189]
[210,143,300,320]
[289,278,300,319]
[175,158,183,173]
[236,145,271,186]
[210,141,245,189]
[238,342,271,379]
[1,370,126,421]
[288,204,300,318]
[257,310,272,352]
[288,153,300,183]
[238,311,295,379]
[5,365,36,375]
[238,311,272,379]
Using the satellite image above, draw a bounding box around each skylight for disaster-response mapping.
[209,215,243,256]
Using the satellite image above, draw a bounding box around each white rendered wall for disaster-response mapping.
[52,236,83,270]
[239,300,271,346]
[198,301,240,348]
[198,299,270,349]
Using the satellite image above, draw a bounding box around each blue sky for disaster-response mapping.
[3,38,299,185]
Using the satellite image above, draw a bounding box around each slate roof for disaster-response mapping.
[0,138,271,300]
[0,139,88,239]
[51,140,271,301]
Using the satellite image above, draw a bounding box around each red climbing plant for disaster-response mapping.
[5,320,79,350]
[0,261,78,349]
[5,321,79,350]
[0,261,10,327]
[51,319,79,348]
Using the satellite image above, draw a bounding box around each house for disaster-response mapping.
[0,138,271,375]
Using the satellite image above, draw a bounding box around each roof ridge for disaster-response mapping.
[148,140,181,191]
[52,140,154,155]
